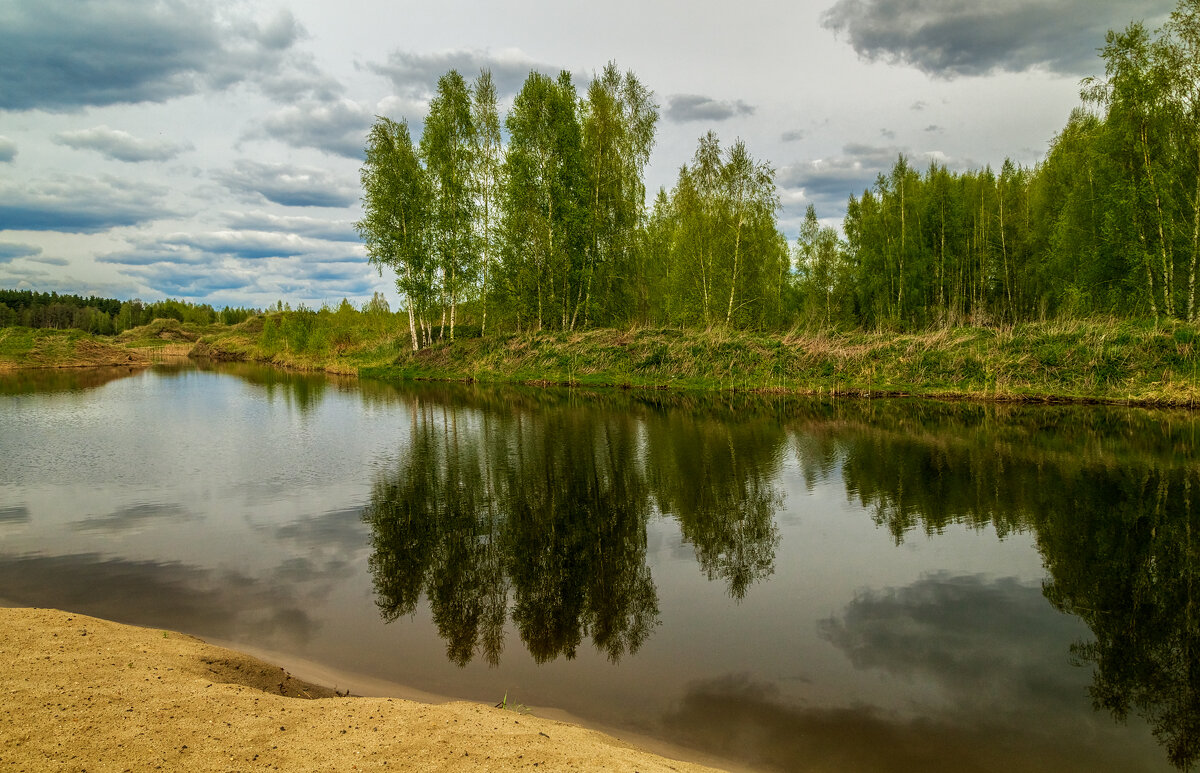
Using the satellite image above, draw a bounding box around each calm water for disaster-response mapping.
[1,362,1196,772]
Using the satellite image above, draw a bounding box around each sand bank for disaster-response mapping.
[0,607,721,772]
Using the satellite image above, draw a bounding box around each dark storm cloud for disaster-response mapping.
[0,1,321,111]
[53,125,192,162]
[103,237,373,300]
[781,129,806,143]
[0,244,68,268]
[256,99,373,159]
[225,212,360,243]
[821,0,1173,78]
[276,272,375,299]
[101,230,363,275]
[0,0,217,110]
[250,7,302,51]
[0,136,15,162]
[295,264,372,285]
[96,246,208,267]
[215,160,357,208]
[272,258,377,297]
[0,175,173,233]
[665,94,756,123]
[0,243,42,263]
[372,48,575,99]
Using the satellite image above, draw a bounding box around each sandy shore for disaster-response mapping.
[0,607,722,772]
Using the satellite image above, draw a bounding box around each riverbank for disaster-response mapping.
[4,316,1197,406]
[196,316,1200,407]
[0,607,721,772]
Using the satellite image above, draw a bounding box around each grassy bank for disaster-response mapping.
[0,319,227,369]
[0,326,149,369]
[4,315,1195,406]
[195,314,1200,407]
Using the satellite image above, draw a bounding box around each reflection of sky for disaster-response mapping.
[0,365,1175,772]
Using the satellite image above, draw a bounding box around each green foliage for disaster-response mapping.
[360,64,663,337]
[646,132,788,330]
[195,303,405,373]
[495,70,590,331]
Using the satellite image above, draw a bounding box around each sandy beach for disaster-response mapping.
[0,607,722,772]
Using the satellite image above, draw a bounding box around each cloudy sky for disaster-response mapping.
[0,0,1175,309]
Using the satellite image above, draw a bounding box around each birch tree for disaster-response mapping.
[421,70,477,340]
[356,117,431,350]
[498,71,588,330]
[578,62,658,327]
[471,70,503,335]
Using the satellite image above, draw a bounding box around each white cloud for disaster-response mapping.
[53,125,191,162]
[0,175,173,233]
[215,161,357,209]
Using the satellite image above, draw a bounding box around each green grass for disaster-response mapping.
[194,313,1200,407]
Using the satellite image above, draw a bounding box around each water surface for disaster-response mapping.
[1,362,1195,772]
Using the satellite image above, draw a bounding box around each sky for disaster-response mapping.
[0,0,1177,310]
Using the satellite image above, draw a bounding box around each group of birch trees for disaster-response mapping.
[358,63,669,348]
[357,63,790,346]
[643,133,790,329]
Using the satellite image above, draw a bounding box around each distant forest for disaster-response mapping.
[0,289,256,334]
[360,0,1200,349]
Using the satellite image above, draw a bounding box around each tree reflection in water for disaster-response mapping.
[362,389,786,666]
[792,400,1200,771]
[361,385,1200,770]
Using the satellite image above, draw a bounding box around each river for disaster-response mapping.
[0,361,1195,772]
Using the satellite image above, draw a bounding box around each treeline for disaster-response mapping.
[362,1,1200,339]
[0,289,257,334]
[799,1,1200,329]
